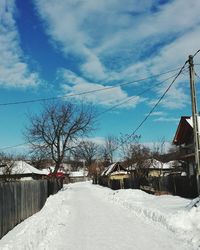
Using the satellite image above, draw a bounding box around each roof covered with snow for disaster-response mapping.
[69,170,88,177]
[186,116,200,128]
[149,159,177,169]
[101,162,127,176]
[126,159,178,170]
[0,161,46,175]
[173,116,200,145]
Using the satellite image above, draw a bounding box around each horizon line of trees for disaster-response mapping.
[0,101,178,179]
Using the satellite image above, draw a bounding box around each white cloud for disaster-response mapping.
[82,136,105,146]
[58,69,143,108]
[0,0,40,88]
[145,111,166,117]
[153,117,179,123]
[34,0,200,108]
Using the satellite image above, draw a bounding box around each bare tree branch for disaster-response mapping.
[25,102,95,173]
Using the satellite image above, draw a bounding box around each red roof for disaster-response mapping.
[173,116,193,145]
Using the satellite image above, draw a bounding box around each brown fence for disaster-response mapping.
[0,179,63,239]
[149,175,198,198]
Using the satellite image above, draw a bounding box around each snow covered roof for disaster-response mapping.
[0,161,46,175]
[173,116,200,145]
[186,116,200,128]
[149,159,176,169]
[125,159,178,170]
[101,162,127,176]
[69,170,88,177]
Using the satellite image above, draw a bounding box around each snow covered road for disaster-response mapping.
[0,182,198,250]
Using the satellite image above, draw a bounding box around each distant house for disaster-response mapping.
[101,162,129,189]
[0,160,47,181]
[147,159,180,177]
[69,170,89,183]
[173,116,200,177]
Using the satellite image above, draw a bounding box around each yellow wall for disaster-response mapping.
[110,174,129,180]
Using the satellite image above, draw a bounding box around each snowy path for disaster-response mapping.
[60,183,189,250]
[0,182,195,250]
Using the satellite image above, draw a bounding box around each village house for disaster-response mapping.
[100,162,129,189]
[173,116,200,177]
[0,160,47,181]
[147,159,182,177]
[69,170,89,183]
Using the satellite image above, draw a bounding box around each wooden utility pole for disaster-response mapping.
[188,55,200,195]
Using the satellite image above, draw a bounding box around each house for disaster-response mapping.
[101,162,129,189]
[69,170,89,183]
[173,116,200,177]
[0,160,47,181]
[147,159,180,177]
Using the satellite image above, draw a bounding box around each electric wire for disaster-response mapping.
[118,60,189,147]
[0,72,180,151]
[0,50,197,151]
[0,67,183,107]
[96,73,179,117]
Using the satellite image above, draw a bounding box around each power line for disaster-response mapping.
[0,54,195,151]
[0,67,182,107]
[0,72,180,152]
[97,73,179,117]
[118,59,189,147]
[0,142,29,151]
[193,49,200,58]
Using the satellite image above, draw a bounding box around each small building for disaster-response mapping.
[69,170,89,183]
[147,159,180,177]
[173,116,200,177]
[0,160,47,181]
[101,162,129,189]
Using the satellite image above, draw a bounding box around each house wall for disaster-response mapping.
[110,174,129,180]
[148,170,161,177]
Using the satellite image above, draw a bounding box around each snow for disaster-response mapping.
[101,163,116,176]
[126,159,179,171]
[0,161,45,175]
[110,170,128,176]
[69,170,87,177]
[148,159,177,169]
[186,116,200,128]
[0,182,199,250]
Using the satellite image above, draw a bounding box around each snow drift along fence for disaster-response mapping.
[0,179,63,239]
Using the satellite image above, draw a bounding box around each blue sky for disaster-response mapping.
[0,0,200,154]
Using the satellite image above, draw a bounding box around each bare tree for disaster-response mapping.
[72,140,99,167]
[118,134,151,177]
[0,152,15,181]
[25,102,95,173]
[103,135,118,163]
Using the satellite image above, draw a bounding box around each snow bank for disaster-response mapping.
[0,186,71,250]
[1,182,200,250]
[94,185,200,249]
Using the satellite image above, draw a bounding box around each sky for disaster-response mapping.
[0,0,200,154]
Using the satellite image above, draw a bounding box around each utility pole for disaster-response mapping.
[188,55,200,195]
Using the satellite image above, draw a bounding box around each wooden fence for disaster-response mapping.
[98,175,197,198]
[0,179,63,239]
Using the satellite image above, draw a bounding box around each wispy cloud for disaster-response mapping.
[145,111,166,117]
[153,117,179,123]
[0,0,40,88]
[34,0,200,108]
[58,69,143,108]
